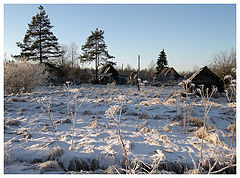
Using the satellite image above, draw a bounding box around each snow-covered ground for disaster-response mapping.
[4,84,236,174]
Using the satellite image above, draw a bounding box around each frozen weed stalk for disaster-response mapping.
[136,94,141,131]
[178,80,194,133]
[64,81,71,115]
[69,93,89,151]
[69,95,78,151]
[197,85,217,130]
[196,85,217,171]
[38,96,60,147]
[224,70,236,153]
[136,82,143,132]
[108,81,116,94]
[174,90,181,116]
[224,75,236,103]
[105,95,132,174]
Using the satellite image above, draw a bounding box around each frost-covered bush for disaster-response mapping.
[209,49,236,80]
[224,70,236,103]
[4,61,49,94]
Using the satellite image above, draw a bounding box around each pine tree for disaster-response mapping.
[15,5,61,64]
[156,49,168,73]
[80,28,115,83]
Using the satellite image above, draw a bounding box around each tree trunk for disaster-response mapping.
[40,43,42,63]
[61,56,64,66]
[95,41,99,83]
[71,49,74,68]
[95,56,98,83]
[39,26,42,63]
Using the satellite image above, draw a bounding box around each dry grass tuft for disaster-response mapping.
[195,127,225,146]
[156,161,189,174]
[105,165,123,174]
[54,118,72,124]
[5,119,21,127]
[38,160,62,173]
[172,114,183,121]
[139,112,149,120]
[227,124,235,133]
[189,117,203,127]
[88,120,100,128]
[164,98,176,105]
[67,158,99,172]
[82,110,93,115]
[201,153,236,174]
[163,122,180,133]
[163,125,171,132]
[195,127,209,139]
[46,146,64,161]
[16,128,32,139]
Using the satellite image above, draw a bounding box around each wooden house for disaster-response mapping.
[78,68,95,83]
[44,62,66,85]
[153,67,181,85]
[99,64,127,84]
[188,66,224,93]
[129,71,138,85]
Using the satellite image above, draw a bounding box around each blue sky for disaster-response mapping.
[4,4,236,71]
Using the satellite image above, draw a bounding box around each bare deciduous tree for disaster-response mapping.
[57,45,69,66]
[69,42,78,68]
[148,60,156,76]
[209,49,236,79]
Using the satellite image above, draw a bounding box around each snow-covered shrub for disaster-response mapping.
[4,61,49,94]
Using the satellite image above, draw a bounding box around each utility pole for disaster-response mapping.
[122,63,124,74]
[137,55,140,91]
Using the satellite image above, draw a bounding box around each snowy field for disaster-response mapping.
[4,84,236,174]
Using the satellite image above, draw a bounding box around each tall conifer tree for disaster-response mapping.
[15,5,61,63]
[80,28,115,83]
[156,49,168,73]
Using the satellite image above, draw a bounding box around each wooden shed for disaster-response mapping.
[153,67,180,85]
[188,66,224,93]
[44,62,66,85]
[164,67,180,81]
[99,64,127,84]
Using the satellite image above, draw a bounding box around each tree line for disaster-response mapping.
[11,5,235,84]
[13,5,115,83]
[11,6,170,80]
